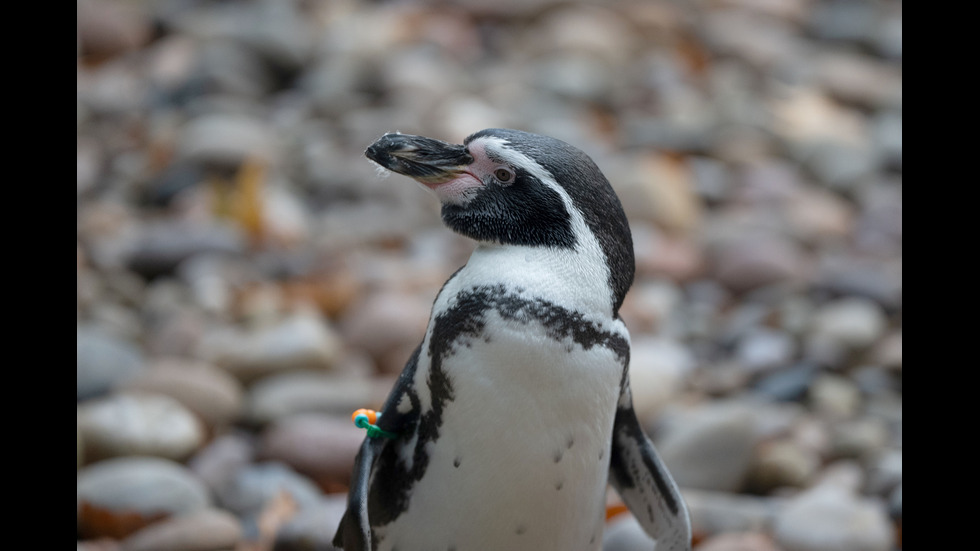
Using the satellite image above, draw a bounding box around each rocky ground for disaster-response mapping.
[77,0,902,550]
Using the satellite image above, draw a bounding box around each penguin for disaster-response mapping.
[334,129,691,551]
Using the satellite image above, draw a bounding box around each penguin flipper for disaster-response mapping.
[608,398,692,551]
[334,436,385,550]
[334,345,423,550]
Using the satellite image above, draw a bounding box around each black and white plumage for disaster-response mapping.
[334,129,691,551]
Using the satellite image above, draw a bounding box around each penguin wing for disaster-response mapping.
[334,436,386,550]
[608,394,692,550]
[334,345,423,551]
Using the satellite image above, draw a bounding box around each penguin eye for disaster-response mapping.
[494,168,515,183]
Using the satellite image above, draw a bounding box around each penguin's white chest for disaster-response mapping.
[377,307,625,551]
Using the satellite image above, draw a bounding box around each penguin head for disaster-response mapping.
[366,128,635,311]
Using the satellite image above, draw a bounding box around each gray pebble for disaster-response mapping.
[77,325,144,400]
[188,432,255,495]
[200,308,343,383]
[735,328,797,374]
[889,484,902,521]
[120,508,243,551]
[602,514,655,551]
[709,233,804,292]
[809,298,887,350]
[829,418,889,461]
[215,462,322,519]
[629,337,694,422]
[273,494,348,551]
[658,403,758,492]
[809,375,862,419]
[809,0,880,44]
[773,485,894,551]
[77,457,211,535]
[77,393,205,462]
[746,439,819,493]
[125,221,245,279]
[684,489,785,537]
[119,358,244,432]
[751,363,818,402]
[177,113,277,167]
[256,414,364,490]
[245,371,388,425]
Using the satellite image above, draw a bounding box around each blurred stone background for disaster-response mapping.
[76,0,902,549]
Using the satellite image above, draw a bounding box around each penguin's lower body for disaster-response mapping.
[374,305,626,551]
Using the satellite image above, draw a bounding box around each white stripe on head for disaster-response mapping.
[466,135,614,317]
[469,136,596,254]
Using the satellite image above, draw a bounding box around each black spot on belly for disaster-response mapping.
[453,456,462,468]
[555,480,564,491]
[554,449,564,463]
[566,435,575,449]
[515,525,527,535]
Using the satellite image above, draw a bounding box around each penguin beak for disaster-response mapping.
[366,133,475,186]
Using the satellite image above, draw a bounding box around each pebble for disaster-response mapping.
[120,508,242,551]
[770,89,868,148]
[619,153,703,234]
[889,484,902,521]
[629,337,695,422]
[602,514,655,550]
[77,138,103,196]
[619,279,684,335]
[696,532,783,551]
[245,371,388,425]
[77,0,151,60]
[851,365,897,396]
[215,462,322,519]
[815,256,902,310]
[815,52,903,108]
[785,186,855,243]
[809,298,887,350]
[657,402,757,492]
[808,375,861,419]
[735,328,796,374]
[684,489,784,536]
[703,9,803,69]
[125,221,246,279]
[872,110,903,170]
[77,393,205,462]
[773,485,894,551]
[709,233,804,292]
[77,457,211,539]
[273,494,348,551]
[340,290,431,373]
[187,432,255,495]
[746,439,819,493]
[200,308,344,382]
[118,358,244,432]
[751,363,818,402]
[77,325,144,400]
[865,448,902,497]
[176,114,277,167]
[828,418,890,461]
[256,414,365,492]
[809,0,881,45]
[857,185,903,252]
[631,225,705,283]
